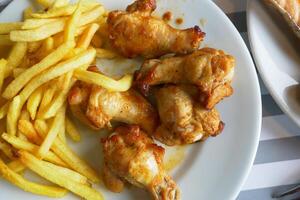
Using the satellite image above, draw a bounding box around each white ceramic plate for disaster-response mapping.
[0,0,261,199]
[247,0,300,127]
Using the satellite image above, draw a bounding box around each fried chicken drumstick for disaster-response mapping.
[102,125,180,200]
[135,48,235,109]
[154,85,224,146]
[68,72,158,133]
[107,0,205,58]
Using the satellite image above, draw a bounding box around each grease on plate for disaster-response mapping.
[175,18,183,25]
[164,146,186,172]
[162,11,172,21]
[199,18,207,27]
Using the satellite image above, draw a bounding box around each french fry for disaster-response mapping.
[43,161,88,185]
[19,151,103,200]
[52,0,70,8]
[18,120,42,144]
[7,95,22,135]
[37,83,57,118]
[12,68,26,78]
[0,59,7,93]
[58,126,66,143]
[96,48,118,59]
[0,22,23,34]
[0,157,68,198]
[31,2,99,18]
[77,23,99,49]
[2,133,67,167]
[64,0,83,42]
[27,86,44,120]
[7,160,26,173]
[0,102,9,120]
[0,140,16,160]
[10,19,66,42]
[18,48,96,103]
[23,7,33,20]
[34,120,100,182]
[65,116,81,142]
[58,105,67,143]
[0,35,14,46]
[5,42,27,78]
[11,6,105,42]
[42,72,73,119]
[3,41,75,99]
[22,18,63,29]
[74,69,133,92]
[38,106,64,158]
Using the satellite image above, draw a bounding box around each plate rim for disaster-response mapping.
[0,0,262,199]
[246,0,300,128]
[206,1,262,199]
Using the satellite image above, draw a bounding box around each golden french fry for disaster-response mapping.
[0,157,68,198]
[19,151,103,200]
[3,41,75,99]
[43,161,88,185]
[43,72,73,119]
[5,42,27,78]
[37,83,57,118]
[0,140,16,160]
[96,48,118,59]
[35,120,100,182]
[74,69,133,92]
[7,160,26,173]
[52,0,70,8]
[22,18,63,29]
[0,35,14,46]
[10,19,66,42]
[27,86,44,120]
[23,7,33,20]
[0,22,23,34]
[31,2,99,18]
[11,6,105,42]
[0,102,9,119]
[18,48,96,103]
[58,126,66,143]
[58,105,67,143]
[77,23,99,49]
[38,106,65,158]
[12,68,26,78]
[64,0,83,42]
[2,133,66,167]
[0,59,7,93]
[65,116,81,142]
[7,95,22,135]
[18,120,42,144]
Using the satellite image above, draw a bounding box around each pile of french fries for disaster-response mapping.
[0,0,133,199]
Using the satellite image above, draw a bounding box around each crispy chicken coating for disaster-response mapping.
[68,74,158,133]
[107,0,205,58]
[102,125,180,200]
[153,85,224,146]
[135,48,235,109]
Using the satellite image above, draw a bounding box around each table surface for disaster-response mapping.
[1,0,300,199]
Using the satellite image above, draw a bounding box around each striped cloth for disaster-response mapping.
[1,0,300,199]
